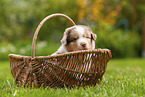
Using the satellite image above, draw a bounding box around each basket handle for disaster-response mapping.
[31,13,76,58]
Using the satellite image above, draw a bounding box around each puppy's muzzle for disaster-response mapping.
[81,43,86,48]
[80,42,88,50]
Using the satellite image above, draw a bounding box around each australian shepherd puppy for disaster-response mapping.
[51,25,97,55]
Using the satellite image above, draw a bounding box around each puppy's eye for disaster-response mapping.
[73,38,77,41]
[86,37,91,39]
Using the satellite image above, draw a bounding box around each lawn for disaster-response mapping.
[0,58,145,97]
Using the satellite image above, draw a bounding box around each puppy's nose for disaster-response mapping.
[81,43,86,47]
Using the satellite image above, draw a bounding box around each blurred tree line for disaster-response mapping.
[0,0,145,58]
[0,0,78,42]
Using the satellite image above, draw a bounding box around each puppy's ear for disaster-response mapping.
[61,26,75,45]
[91,33,97,41]
[86,26,97,41]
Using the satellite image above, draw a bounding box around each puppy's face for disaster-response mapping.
[61,25,97,52]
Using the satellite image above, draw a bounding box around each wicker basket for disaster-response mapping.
[8,13,112,88]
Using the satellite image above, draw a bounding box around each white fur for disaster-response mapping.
[75,26,88,49]
[75,26,85,37]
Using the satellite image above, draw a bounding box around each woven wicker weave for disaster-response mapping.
[8,13,112,88]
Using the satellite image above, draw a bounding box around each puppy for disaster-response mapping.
[51,25,97,55]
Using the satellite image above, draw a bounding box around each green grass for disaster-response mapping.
[0,59,145,97]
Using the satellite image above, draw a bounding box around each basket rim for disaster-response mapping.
[8,48,112,59]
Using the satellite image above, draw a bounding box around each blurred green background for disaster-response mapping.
[0,0,145,60]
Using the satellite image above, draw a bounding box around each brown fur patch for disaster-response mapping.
[65,41,79,52]
[67,30,79,44]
